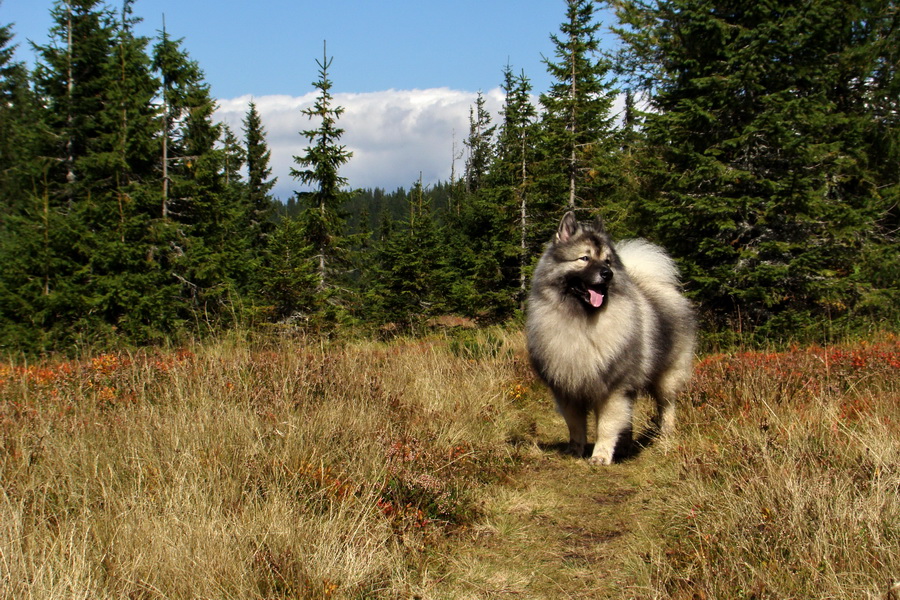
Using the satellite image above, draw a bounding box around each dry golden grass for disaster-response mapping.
[0,330,528,598]
[624,338,900,599]
[1,330,897,599]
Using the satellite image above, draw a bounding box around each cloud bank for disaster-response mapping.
[216,88,506,201]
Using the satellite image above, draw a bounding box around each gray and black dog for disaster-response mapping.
[526,211,696,465]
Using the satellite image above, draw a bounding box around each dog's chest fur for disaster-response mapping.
[526,293,643,397]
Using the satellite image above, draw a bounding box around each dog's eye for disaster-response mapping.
[578,256,590,262]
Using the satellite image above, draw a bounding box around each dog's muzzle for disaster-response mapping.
[569,266,613,308]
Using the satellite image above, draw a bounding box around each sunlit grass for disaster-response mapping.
[1,331,897,598]
[0,330,527,598]
[624,334,900,599]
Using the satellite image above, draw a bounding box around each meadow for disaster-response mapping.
[1,329,897,599]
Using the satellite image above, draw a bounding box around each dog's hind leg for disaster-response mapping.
[556,398,588,458]
[651,388,676,436]
[651,367,689,436]
[589,391,633,466]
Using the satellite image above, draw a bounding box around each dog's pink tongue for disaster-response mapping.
[588,289,604,308]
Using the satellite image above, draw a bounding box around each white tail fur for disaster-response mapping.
[616,239,681,288]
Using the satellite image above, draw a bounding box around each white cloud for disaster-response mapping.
[214,88,639,203]
[215,88,506,201]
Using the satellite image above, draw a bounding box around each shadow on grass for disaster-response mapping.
[535,427,661,464]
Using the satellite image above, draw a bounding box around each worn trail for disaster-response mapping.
[425,427,659,598]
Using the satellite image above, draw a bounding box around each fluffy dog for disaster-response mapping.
[526,211,696,465]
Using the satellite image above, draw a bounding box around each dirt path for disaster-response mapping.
[424,411,659,599]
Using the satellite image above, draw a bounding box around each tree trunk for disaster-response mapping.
[519,137,528,308]
[568,33,577,211]
[65,1,75,205]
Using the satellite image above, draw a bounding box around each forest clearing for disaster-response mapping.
[1,330,897,598]
[3,1,898,596]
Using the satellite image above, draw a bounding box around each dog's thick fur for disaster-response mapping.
[526,211,696,465]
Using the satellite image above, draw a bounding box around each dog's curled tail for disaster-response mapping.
[617,239,682,288]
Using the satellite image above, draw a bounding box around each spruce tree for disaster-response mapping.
[33,0,116,204]
[29,0,170,346]
[242,100,276,256]
[495,65,539,307]
[152,21,211,222]
[614,0,899,337]
[0,21,46,349]
[366,179,445,329]
[220,124,244,190]
[539,0,617,214]
[463,91,496,195]
[241,100,276,318]
[218,123,257,298]
[1,0,174,348]
[85,0,184,344]
[449,78,537,321]
[258,216,318,322]
[447,91,501,317]
[0,18,38,215]
[290,42,355,310]
[153,26,239,325]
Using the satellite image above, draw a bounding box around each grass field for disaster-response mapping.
[1,330,897,599]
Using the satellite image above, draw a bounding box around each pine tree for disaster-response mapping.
[83,0,181,344]
[539,0,617,214]
[0,20,47,348]
[463,91,496,194]
[366,178,446,329]
[614,0,900,336]
[495,65,539,307]
[243,100,276,251]
[258,216,318,322]
[0,18,38,214]
[290,42,355,308]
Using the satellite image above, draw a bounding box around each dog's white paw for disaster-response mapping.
[588,446,614,466]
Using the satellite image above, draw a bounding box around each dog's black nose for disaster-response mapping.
[588,266,613,286]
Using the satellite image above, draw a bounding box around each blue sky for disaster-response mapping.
[3,0,622,197]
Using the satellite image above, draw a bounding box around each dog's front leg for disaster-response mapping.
[589,391,633,466]
[556,398,587,458]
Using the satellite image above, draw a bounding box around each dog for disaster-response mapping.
[525,211,696,465]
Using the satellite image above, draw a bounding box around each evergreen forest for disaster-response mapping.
[1,0,897,354]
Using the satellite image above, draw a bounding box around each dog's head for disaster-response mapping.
[549,211,620,310]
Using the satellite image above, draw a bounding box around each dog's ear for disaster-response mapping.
[592,215,606,234]
[556,211,579,243]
